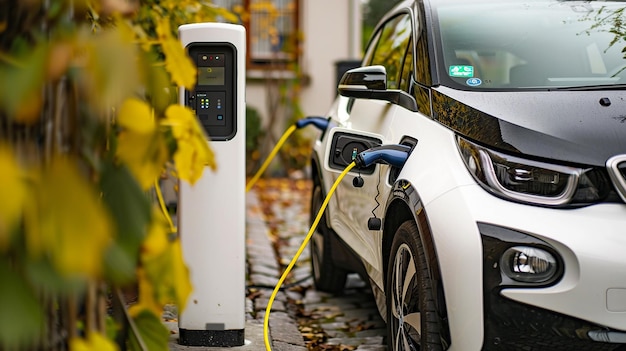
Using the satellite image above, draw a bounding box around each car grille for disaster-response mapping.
[607,155,626,203]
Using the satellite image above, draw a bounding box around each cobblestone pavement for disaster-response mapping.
[248,178,388,351]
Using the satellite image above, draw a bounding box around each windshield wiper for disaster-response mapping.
[553,84,626,91]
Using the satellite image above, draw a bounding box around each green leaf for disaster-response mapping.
[24,259,86,296]
[100,161,152,251]
[0,259,44,350]
[128,309,169,351]
[0,41,47,123]
[141,50,175,116]
[103,243,137,285]
[105,315,121,343]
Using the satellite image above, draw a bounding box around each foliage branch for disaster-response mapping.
[0,0,236,349]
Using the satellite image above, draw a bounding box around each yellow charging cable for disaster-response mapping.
[154,118,334,350]
[246,124,297,192]
[155,179,177,233]
[263,161,356,351]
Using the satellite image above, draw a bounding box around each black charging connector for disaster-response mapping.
[352,143,413,231]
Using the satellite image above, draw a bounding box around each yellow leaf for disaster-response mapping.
[173,139,208,185]
[141,210,169,260]
[117,98,155,133]
[24,157,113,277]
[214,8,241,23]
[0,144,27,250]
[138,211,192,312]
[165,104,196,139]
[116,130,168,190]
[77,26,140,113]
[163,104,216,184]
[169,238,192,312]
[157,20,196,90]
[115,99,166,190]
[129,268,162,317]
[70,332,119,351]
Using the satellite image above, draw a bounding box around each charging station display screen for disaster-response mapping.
[186,45,237,141]
[198,66,225,86]
[197,53,225,85]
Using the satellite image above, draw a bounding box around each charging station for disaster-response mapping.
[177,23,246,347]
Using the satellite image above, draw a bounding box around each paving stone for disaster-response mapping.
[250,263,279,277]
[284,290,303,301]
[245,298,254,314]
[246,245,274,257]
[256,297,286,312]
[245,182,387,351]
[248,256,280,270]
[336,309,378,320]
[356,344,387,351]
[290,268,312,283]
[354,329,387,339]
[325,330,350,338]
[269,315,306,346]
[320,321,350,331]
[250,273,280,287]
[303,289,334,304]
[273,341,308,351]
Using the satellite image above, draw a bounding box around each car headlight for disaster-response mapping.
[457,136,611,207]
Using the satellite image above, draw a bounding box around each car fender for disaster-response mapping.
[382,179,452,348]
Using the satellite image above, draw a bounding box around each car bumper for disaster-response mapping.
[426,184,626,350]
[481,222,626,351]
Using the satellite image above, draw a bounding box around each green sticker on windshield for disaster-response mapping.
[449,65,474,78]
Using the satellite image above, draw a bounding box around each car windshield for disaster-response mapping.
[433,0,626,90]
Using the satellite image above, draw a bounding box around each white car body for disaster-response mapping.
[308,1,626,350]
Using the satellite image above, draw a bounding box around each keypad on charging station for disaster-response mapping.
[196,91,226,126]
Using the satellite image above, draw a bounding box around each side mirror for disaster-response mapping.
[338,65,417,111]
[339,65,387,94]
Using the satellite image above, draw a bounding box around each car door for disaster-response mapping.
[331,12,416,275]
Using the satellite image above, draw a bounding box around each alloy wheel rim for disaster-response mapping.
[390,243,421,350]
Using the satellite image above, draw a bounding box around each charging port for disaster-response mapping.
[329,132,381,174]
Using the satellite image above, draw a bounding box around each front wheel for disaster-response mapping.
[386,220,442,351]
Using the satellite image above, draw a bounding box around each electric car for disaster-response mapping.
[307,0,626,350]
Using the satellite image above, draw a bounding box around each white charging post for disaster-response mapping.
[177,23,246,347]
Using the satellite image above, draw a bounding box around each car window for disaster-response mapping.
[362,29,381,67]
[413,8,431,88]
[370,14,412,90]
[434,1,626,90]
[398,36,414,93]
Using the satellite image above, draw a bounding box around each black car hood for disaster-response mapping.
[432,87,626,167]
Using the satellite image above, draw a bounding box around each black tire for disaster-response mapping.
[309,184,348,293]
[386,220,442,351]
